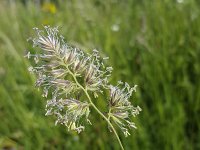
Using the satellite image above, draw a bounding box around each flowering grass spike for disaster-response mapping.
[26,26,141,150]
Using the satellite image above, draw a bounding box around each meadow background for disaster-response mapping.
[0,0,200,150]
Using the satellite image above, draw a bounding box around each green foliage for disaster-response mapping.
[0,0,200,149]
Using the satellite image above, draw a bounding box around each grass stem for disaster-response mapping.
[67,66,125,150]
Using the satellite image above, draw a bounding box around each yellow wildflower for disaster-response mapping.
[42,2,56,14]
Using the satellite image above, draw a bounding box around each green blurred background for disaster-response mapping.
[0,0,200,149]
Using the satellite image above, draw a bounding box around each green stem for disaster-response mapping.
[83,88,125,150]
[108,108,112,121]
[67,67,124,150]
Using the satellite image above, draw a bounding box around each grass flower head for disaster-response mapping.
[26,26,141,150]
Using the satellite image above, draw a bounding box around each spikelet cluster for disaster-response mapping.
[26,26,141,135]
[108,82,141,136]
